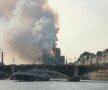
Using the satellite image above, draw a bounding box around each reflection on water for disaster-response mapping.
[0,80,108,90]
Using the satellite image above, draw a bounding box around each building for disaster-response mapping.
[42,48,65,65]
[77,49,108,65]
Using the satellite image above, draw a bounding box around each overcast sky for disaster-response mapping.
[49,0,108,62]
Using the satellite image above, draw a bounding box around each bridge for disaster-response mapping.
[27,64,107,76]
[0,64,108,81]
[33,64,108,81]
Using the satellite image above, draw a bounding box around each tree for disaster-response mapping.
[96,51,103,56]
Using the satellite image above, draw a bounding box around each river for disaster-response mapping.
[0,80,108,90]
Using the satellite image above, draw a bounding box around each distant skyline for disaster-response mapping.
[0,0,108,64]
[49,0,108,62]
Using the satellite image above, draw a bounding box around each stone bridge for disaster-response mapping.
[0,64,108,81]
[38,64,108,77]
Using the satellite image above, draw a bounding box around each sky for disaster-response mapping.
[49,0,108,62]
[0,0,108,64]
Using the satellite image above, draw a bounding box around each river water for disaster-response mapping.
[0,80,108,90]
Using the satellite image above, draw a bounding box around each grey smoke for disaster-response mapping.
[0,0,59,64]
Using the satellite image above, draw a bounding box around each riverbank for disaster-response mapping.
[82,70,108,80]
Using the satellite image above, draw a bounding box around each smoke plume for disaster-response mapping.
[0,0,59,64]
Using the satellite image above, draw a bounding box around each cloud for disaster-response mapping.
[0,0,17,18]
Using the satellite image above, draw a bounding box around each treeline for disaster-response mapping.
[78,49,108,61]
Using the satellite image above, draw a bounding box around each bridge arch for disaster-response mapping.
[28,69,71,80]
